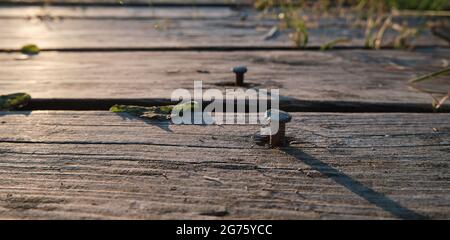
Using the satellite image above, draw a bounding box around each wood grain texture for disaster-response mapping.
[0,111,448,219]
[0,6,447,49]
[1,49,449,105]
[0,0,252,5]
[0,5,237,19]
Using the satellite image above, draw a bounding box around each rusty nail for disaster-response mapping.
[232,66,247,86]
[264,109,292,147]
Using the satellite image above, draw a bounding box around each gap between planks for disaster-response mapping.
[2,46,450,52]
[20,98,450,113]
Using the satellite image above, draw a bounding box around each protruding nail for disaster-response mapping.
[264,109,292,147]
[232,66,247,86]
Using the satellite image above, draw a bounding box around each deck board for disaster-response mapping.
[1,49,449,106]
[0,0,252,5]
[0,6,447,49]
[0,111,448,219]
[0,5,237,19]
[0,1,449,221]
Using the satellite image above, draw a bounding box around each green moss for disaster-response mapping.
[0,93,31,110]
[172,101,200,114]
[109,105,156,115]
[20,44,40,55]
[109,101,200,121]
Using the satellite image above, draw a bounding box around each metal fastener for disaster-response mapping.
[264,109,292,147]
[232,66,247,86]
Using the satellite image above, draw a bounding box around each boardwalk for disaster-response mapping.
[0,1,449,219]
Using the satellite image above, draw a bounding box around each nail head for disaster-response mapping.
[232,66,248,74]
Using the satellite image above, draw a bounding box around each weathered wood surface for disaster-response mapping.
[1,49,449,106]
[0,6,237,19]
[0,0,252,5]
[0,111,448,219]
[0,6,448,49]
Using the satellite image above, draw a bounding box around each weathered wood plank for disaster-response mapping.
[0,111,448,219]
[0,6,237,19]
[0,6,447,49]
[1,50,449,106]
[0,0,252,5]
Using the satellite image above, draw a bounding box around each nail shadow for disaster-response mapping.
[281,147,427,220]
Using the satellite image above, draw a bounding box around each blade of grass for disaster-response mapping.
[374,15,393,49]
[433,92,450,110]
[409,83,449,95]
[408,67,450,110]
[408,67,450,84]
[320,38,351,50]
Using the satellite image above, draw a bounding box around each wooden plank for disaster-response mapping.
[0,111,448,219]
[0,6,237,19]
[0,6,447,49]
[1,50,449,106]
[0,0,253,5]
